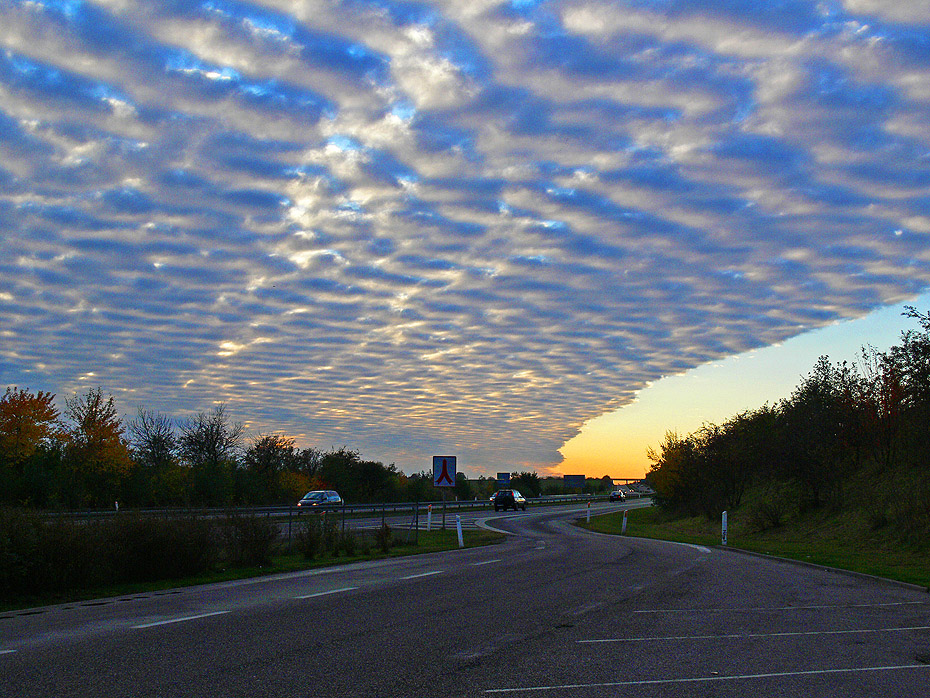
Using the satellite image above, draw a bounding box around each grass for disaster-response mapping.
[580,506,930,590]
[0,528,504,613]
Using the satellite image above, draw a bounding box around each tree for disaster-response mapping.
[0,387,60,466]
[128,408,181,505]
[178,404,243,506]
[510,471,541,498]
[243,434,297,504]
[0,387,62,505]
[454,471,473,500]
[647,431,703,516]
[63,388,132,507]
[888,307,930,469]
[857,348,904,472]
[776,357,854,510]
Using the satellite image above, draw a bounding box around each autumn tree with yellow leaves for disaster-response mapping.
[62,387,133,507]
[0,387,63,505]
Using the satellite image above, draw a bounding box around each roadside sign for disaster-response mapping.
[497,472,510,485]
[433,456,457,487]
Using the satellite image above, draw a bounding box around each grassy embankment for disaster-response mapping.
[580,503,930,590]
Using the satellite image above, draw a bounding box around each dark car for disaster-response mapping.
[609,490,626,502]
[493,489,527,512]
[297,490,343,508]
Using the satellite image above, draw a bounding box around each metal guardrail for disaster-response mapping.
[42,492,650,520]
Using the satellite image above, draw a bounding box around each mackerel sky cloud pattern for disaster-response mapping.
[2,0,930,473]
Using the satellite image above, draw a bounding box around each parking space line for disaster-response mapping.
[133,610,229,629]
[400,570,443,580]
[634,601,926,614]
[580,625,930,643]
[296,587,358,599]
[484,664,930,693]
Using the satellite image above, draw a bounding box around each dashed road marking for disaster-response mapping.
[297,586,358,599]
[133,610,229,629]
[472,559,502,566]
[400,570,443,580]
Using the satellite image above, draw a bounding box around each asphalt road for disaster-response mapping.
[2,501,929,697]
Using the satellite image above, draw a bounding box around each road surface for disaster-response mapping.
[2,501,928,696]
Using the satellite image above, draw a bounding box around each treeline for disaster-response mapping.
[647,307,930,543]
[0,389,537,509]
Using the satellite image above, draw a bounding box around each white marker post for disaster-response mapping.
[456,515,464,548]
[427,504,432,532]
[621,510,628,534]
[722,510,728,546]
[587,501,591,523]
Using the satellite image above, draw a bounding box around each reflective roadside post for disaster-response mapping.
[427,504,432,532]
[621,509,628,534]
[456,515,464,548]
[587,500,591,523]
[722,510,728,546]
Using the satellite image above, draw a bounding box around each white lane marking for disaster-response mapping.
[1,650,16,655]
[296,586,358,599]
[472,559,502,566]
[634,601,926,614]
[400,570,443,580]
[133,610,229,629]
[484,664,930,693]
[580,625,930,643]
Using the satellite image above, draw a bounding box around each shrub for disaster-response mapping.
[218,513,278,567]
[322,515,340,554]
[0,509,220,601]
[375,521,392,553]
[746,489,792,533]
[0,508,43,597]
[341,528,357,557]
[295,515,323,560]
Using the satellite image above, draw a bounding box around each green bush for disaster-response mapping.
[341,528,357,557]
[295,515,323,559]
[0,509,221,601]
[375,521,392,553]
[218,513,278,567]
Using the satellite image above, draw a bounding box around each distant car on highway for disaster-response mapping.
[297,490,343,508]
[609,490,626,502]
[493,489,527,512]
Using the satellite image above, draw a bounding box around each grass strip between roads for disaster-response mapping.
[580,506,930,590]
[0,528,504,613]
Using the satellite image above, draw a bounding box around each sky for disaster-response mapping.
[2,1,930,479]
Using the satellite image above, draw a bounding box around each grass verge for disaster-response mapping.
[0,528,504,613]
[579,506,930,590]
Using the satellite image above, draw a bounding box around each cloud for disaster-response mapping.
[2,0,930,474]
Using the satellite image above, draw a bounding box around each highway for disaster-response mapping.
[2,500,929,697]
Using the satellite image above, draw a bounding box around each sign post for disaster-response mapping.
[433,456,456,531]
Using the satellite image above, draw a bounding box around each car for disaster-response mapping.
[297,490,343,508]
[493,488,527,512]
[609,490,626,502]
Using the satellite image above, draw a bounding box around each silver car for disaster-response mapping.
[297,490,343,507]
